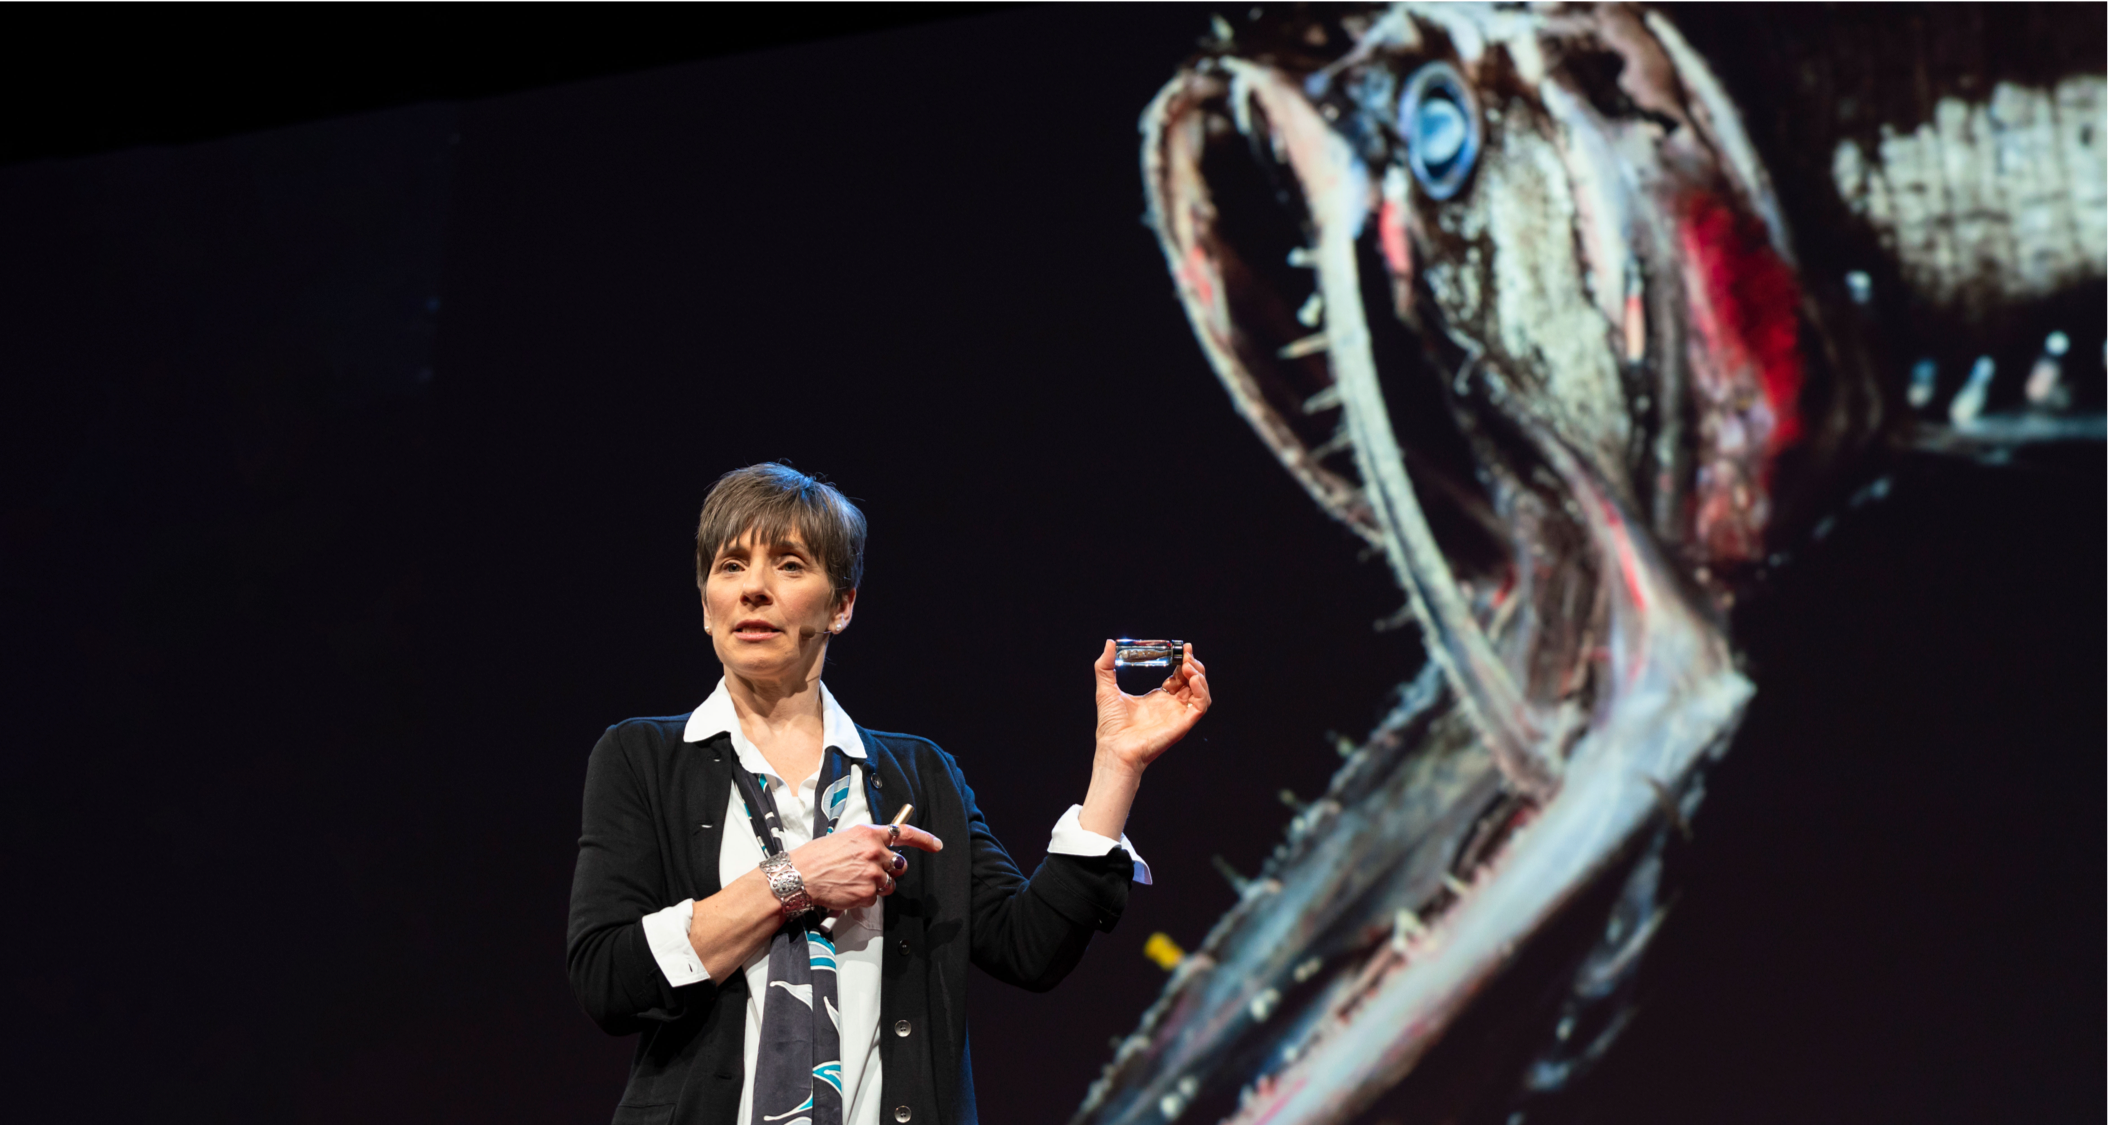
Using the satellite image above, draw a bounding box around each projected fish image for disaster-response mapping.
[1077,5,2105,1124]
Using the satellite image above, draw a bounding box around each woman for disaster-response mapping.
[567,463,1211,1125]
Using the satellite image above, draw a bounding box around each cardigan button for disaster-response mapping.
[893,1106,912,1123]
[894,1018,912,1038]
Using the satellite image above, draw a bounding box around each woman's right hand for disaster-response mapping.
[787,823,944,911]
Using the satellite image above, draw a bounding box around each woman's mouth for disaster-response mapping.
[730,620,783,641]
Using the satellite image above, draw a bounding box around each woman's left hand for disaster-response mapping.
[1092,641,1211,775]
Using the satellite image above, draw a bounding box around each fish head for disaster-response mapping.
[1144,1,1831,791]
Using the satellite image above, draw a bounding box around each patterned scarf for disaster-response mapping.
[729,747,856,1125]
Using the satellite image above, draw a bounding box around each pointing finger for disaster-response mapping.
[893,825,945,853]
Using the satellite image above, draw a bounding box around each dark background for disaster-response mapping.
[0,7,2098,1124]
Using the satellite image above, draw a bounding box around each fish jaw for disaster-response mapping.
[1215,425,1751,1125]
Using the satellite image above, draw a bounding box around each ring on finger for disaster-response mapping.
[882,874,895,893]
[887,823,900,845]
[890,852,907,874]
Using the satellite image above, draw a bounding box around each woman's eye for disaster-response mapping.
[1398,61,1479,201]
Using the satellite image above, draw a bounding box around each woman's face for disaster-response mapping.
[700,528,853,686]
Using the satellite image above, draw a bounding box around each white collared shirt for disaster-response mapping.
[639,679,1148,1125]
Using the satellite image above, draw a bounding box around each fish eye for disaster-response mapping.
[1398,62,1479,201]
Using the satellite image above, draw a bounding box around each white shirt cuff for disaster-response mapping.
[1048,804,1153,885]
[641,899,713,986]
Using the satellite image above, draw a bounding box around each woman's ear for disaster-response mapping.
[830,588,858,634]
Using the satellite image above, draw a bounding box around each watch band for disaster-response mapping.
[758,853,814,919]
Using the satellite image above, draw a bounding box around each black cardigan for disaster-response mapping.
[567,716,1134,1125]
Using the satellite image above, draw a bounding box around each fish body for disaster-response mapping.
[1076,5,2104,1124]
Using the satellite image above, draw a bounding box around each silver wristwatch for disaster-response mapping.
[758,853,814,919]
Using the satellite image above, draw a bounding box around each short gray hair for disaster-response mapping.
[694,463,866,598]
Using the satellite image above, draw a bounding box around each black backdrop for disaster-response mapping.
[1,8,2099,1124]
